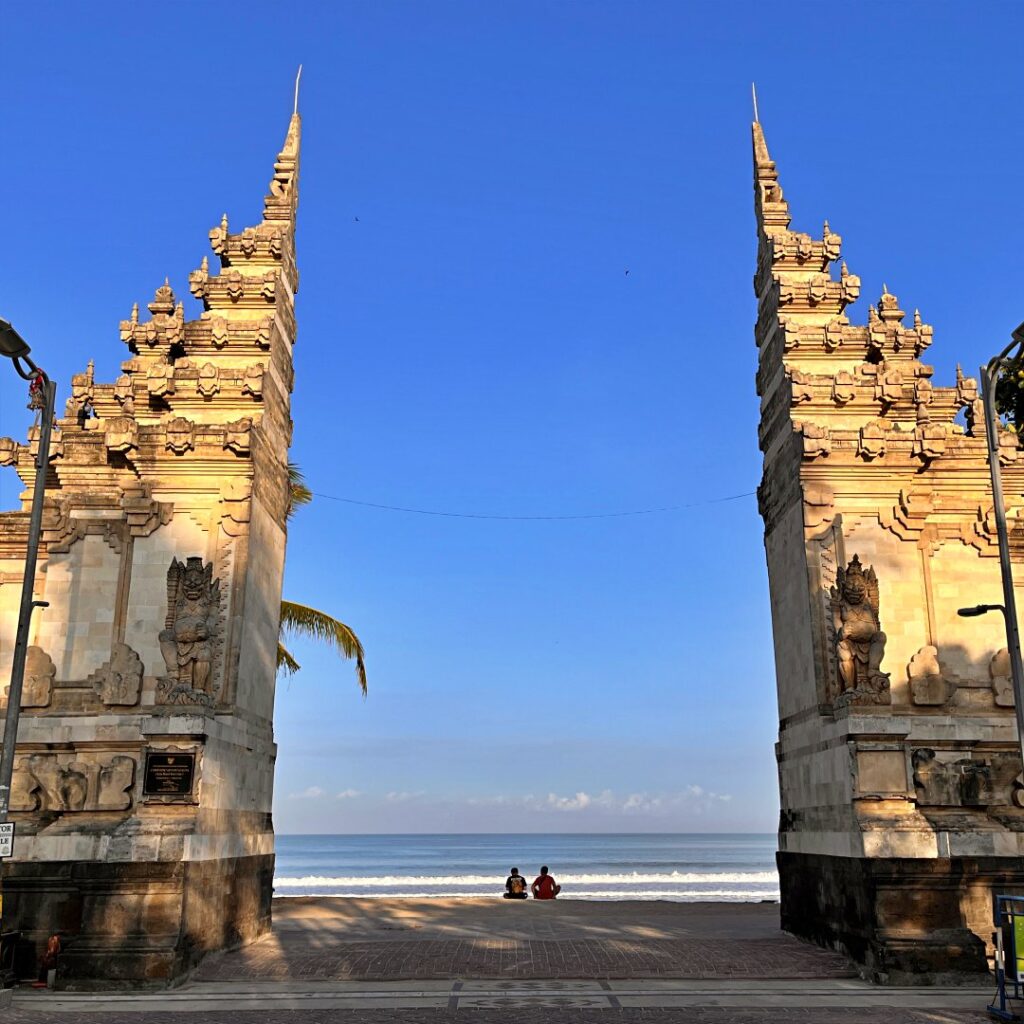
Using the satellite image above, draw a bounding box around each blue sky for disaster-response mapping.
[2,2,1024,833]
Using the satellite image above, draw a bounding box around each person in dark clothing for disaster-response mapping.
[504,867,528,899]
[532,865,561,900]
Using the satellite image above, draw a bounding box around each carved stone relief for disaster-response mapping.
[875,369,902,405]
[991,649,1014,708]
[197,363,220,399]
[220,480,252,537]
[912,748,1022,808]
[121,482,173,537]
[87,642,143,706]
[803,483,834,533]
[798,422,831,460]
[104,416,138,453]
[211,316,229,348]
[790,370,813,404]
[914,424,946,463]
[226,269,244,302]
[19,646,55,708]
[257,317,273,349]
[146,361,175,398]
[166,416,195,454]
[810,521,843,703]
[830,555,890,707]
[908,646,954,707]
[0,437,18,466]
[243,364,264,399]
[157,556,221,707]
[831,371,856,404]
[224,417,252,455]
[12,753,136,812]
[858,421,887,461]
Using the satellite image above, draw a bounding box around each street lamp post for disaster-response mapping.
[0,319,55,827]
[958,323,1024,765]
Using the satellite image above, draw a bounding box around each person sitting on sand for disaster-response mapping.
[532,865,561,900]
[504,867,528,899]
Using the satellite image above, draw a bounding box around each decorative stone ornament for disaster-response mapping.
[88,642,144,706]
[157,556,221,706]
[830,555,890,707]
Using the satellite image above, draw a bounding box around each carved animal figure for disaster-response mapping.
[830,555,888,699]
[159,556,220,694]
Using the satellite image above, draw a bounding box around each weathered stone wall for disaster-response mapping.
[0,110,301,987]
[753,118,1024,981]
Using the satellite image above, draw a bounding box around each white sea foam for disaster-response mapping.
[275,890,779,901]
[273,870,778,888]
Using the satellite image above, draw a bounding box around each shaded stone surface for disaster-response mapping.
[778,851,1024,982]
[195,899,855,983]
[4,854,273,988]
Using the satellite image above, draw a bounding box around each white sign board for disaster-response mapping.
[0,822,14,859]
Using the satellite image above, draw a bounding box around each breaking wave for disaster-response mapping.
[272,869,779,900]
[274,871,777,887]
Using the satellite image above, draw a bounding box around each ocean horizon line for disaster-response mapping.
[276,830,778,838]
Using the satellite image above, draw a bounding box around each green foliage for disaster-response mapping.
[277,463,367,694]
[995,359,1024,433]
[278,601,368,695]
[286,462,313,521]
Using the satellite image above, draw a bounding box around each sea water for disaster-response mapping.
[273,833,778,901]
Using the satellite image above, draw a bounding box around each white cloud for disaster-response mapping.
[385,790,424,802]
[545,791,592,811]
[335,789,361,800]
[464,786,732,816]
[288,785,325,800]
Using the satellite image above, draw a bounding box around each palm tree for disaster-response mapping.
[277,463,367,694]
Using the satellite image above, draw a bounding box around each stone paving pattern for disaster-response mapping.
[2,1008,991,1023]
[195,936,857,982]
[193,898,855,983]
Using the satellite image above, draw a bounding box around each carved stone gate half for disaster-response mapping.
[753,116,1024,981]
[0,110,301,986]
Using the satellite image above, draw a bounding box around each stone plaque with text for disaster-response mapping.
[143,752,195,796]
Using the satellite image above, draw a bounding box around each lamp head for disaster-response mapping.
[958,604,1003,617]
[0,318,30,361]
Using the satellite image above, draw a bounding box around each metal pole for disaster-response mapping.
[980,360,1024,761]
[0,374,55,824]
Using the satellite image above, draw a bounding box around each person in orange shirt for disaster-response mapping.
[531,865,561,900]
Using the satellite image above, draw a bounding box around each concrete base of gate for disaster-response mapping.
[1,853,274,989]
[778,850,1024,984]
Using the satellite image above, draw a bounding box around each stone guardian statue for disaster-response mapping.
[830,554,890,706]
[159,556,220,701]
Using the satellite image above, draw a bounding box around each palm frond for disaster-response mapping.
[279,600,367,695]
[277,641,301,676]
[286,462,313,521]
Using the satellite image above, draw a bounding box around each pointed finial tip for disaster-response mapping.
[164,276,170,286]
[751,82,759,123]
[882,282,889,294]
[294,64,303,116]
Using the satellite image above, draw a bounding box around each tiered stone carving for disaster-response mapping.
[0,100,302,985]
[752,111,1024,979]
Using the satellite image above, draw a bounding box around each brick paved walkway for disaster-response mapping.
[2,1008,992,1023]
[195,936,856,982]
[194,899,855,983]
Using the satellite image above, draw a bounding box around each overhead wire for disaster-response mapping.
[309,489,756,522]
